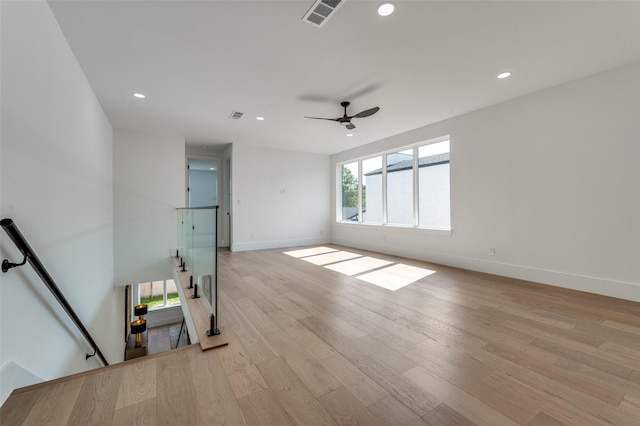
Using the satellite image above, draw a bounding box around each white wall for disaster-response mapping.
[113,130,185,286]
[0,0,122,402]
[145,306,183,328]
[232,144,331,251]
[331,61,640,301]
[0,362,43,407]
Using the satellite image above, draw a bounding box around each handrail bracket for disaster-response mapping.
[2,253,29,273]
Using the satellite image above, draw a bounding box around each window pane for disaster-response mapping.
[139,281,165,309]
[362,157,383,223]
[386,150,413,225]
[166,279,180,306]
[341,162,359,221]
[418,140,450,228]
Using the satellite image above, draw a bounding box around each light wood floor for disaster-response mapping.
[147,322,190,356]
[3,244,639,425]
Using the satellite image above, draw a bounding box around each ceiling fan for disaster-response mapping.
[304,101,380,130]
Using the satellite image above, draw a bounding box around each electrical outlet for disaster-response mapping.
[489,247,496,256]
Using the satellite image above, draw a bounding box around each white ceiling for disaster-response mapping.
[48,1,640,155]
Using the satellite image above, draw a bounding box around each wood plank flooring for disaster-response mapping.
[148,322,189,356]
[2,244,639,425]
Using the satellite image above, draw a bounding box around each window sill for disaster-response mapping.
[335,221,453,237]
[147,303,181,312]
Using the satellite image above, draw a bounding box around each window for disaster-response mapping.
[418,141,450,228]
[341,162,359,221]
[386,149,414,225]
[137,279,180,310]
[362,156,383,223]
[337,136,450,229]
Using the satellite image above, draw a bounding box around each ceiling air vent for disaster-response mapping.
[229,111,244,119]
[302,0,345,28]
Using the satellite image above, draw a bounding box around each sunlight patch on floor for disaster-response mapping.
[302,250,362,266]
[283,246,337,258]
[282,246,437,291]
[356,263,436,291]
[324,256,393,276]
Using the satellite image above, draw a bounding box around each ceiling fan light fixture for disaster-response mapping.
[378,2,395,17]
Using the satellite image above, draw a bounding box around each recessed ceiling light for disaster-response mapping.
[347,133,353,137]
[133,93,145,99]
[497,72,512,79]
[256,116,265,121]
[378,2,395,16]
[209,167,215,170]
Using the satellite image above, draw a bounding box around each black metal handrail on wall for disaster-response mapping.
[1,218,109,366]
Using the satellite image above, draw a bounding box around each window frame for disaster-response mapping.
[340,162,360,222]
[135,279,181,312]
[336,135,451,231]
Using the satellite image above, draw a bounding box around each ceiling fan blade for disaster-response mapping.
[304,116,341,121]
[346,123,356,130]
[352,106,380,118]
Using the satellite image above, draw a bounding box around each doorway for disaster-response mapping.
[187,158,218,208]
[185,154,230,248]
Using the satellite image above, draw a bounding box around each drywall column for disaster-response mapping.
[231,144,331,251]
[113,129,185,286]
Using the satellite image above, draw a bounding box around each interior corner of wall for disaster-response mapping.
[0,360,43,406]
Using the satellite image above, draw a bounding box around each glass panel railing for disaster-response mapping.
[176,208,190,264]
[176,208,185,259]
[185,208,194,273]
[176,206,219,334]
[192,208,216,305]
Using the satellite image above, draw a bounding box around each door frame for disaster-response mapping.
[185,153,225,247]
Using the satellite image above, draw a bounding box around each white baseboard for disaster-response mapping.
[232,237,330,252]
[332,237,640,302]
